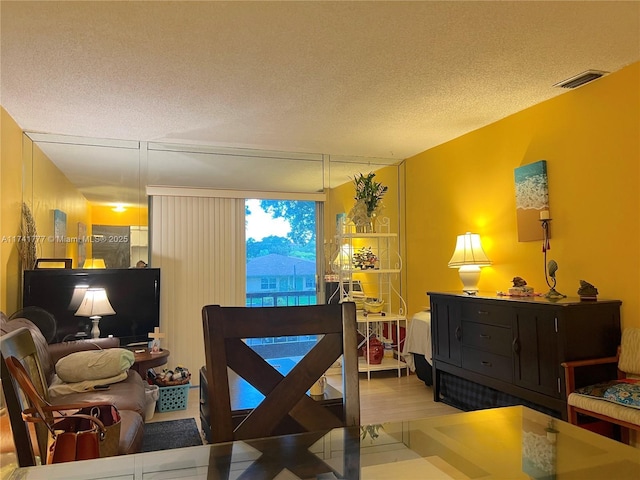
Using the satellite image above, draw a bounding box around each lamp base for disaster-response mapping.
[544,288,566,299]
[91,317,101,339]
[458,266,481,295]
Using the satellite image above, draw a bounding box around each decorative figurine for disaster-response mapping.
[544,259,566,298]
[509,276,534,296]
[577,280,598,301]
[512,276,527,287]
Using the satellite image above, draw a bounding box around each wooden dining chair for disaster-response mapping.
[202,302,360,444]
[0,327,52,466]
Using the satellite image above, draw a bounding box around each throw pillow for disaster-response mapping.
[56,348,134,383]
[603,382,640,409]
[575,379,640,409]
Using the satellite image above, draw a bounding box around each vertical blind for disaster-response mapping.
[150,193,246,382]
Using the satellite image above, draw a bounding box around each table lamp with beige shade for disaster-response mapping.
[448,232,492,295]
[74,287,116,339]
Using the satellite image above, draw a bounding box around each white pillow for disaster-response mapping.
[55,348,134,383]
[49,371,129,398]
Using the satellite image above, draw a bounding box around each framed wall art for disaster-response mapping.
[53,209,67,257]
[514,160,549,242]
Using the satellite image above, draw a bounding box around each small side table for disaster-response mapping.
[129,348,170,380]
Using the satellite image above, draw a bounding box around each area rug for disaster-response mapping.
[142,418,204,452]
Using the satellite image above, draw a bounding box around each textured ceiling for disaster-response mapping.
[1,1,639,200]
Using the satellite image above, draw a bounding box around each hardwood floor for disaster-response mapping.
[147,370,461,441]
[355,371,461,424]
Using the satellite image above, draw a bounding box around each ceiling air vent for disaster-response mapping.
[554,70,608,89]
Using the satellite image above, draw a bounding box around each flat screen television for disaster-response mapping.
[22,268,160,346]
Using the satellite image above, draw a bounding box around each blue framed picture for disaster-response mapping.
[514,160,549,242]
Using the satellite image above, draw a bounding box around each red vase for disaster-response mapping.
[367,338,384,365]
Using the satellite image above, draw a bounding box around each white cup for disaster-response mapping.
[310,375,327,396]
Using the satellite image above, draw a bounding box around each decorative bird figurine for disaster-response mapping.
[547,260,558,280]
[544,259,565,298]
[578,280,598,300]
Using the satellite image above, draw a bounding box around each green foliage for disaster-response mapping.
[259,200,316,246]
[245,200,316,260]
[246,236,293,259]
[353,172,387,217]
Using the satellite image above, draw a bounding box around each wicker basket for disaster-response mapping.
[157,382,191,412]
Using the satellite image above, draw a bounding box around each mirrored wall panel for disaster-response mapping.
[23,132,400,269]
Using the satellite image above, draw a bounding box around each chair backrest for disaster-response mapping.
[619,327,640,376]
[0,327,52,463]
[1,352,36,467]
[202,303,360,443]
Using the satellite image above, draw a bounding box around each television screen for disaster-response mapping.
[23,268,160,346]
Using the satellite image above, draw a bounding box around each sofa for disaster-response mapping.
[0,312,147,458]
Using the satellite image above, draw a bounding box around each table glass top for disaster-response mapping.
[8,406,639,479]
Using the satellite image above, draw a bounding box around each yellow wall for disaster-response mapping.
[1,108,25,314]
[405,62,640,328]
[30,142,92,267]
[0,116,92,315]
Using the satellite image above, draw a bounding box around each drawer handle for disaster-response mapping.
[481,361,492,367]
[455,326,462,340]
[479,334,491,339]
[477,310,489,315]
[512,337,520,354]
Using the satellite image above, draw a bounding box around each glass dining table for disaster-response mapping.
[7,406,639,479]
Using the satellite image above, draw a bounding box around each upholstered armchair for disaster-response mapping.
[562,327,640,444]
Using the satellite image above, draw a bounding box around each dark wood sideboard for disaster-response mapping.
[427,292,621,419]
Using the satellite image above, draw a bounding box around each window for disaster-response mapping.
[246,199,318,307]
[246,199,321,358]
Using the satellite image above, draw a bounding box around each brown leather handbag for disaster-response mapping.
[5,356,121,463]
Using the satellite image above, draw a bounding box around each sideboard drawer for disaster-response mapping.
[462,321,512,356]
[460,302,511,327]
[462,348,512,382]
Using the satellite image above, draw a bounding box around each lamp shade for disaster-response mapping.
[74,288,115,317]
[332,244,353,270]
[68,285,89,310]
[448,233,491,267]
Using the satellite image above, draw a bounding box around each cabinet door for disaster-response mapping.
[431,298,462,366]
[512,309,560,398]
